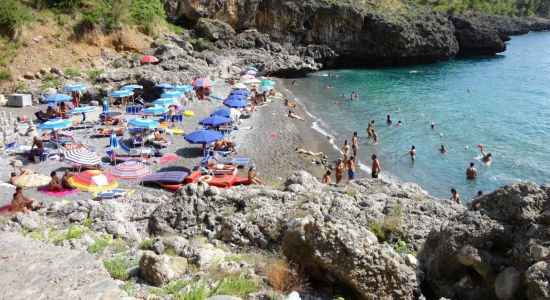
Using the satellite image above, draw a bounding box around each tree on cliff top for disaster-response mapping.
[416,0,550,17]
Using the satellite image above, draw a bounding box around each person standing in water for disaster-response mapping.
[342,140,350,163]
[372,130,378,144]
[351,132,359,158]
[466,162,478,179]
[367,120,375,140]
[347,156,356,182]
[450,188,461,204]
[371,154,381,178]
[439,144,447,153]
[409,145,416,162]
[334,159,345,184]
[431,122,436,130]
[387,115,393,125]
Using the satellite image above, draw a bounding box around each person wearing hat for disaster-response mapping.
[247,165,262,185]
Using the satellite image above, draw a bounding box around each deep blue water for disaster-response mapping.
[288,32,550,201]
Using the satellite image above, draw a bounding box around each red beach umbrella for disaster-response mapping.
[192,77,213,88]
[140,55,159,64]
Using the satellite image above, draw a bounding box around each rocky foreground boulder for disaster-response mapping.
[418,182,550,300]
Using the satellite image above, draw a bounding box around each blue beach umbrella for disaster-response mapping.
[152,98,176,106]
[121,84,143,90]
[171,85,193,91]
[63,84,86,91]
[44,94,72,103]
[128,118,160,129]
[109,131,119,149]
[230,89,250,96]
[68,106,98,116]
[184,130,223,144]
[141,106,169,115]
[199,116,232,127]
[154,83,173,89]
[110,90,133,97]
[37,118,73,130]
[210,108,232,118]
[161,91,184,98]
[225,95,247,101]
[223,99,248,108]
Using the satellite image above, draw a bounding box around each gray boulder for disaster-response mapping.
[418,182,550,300]
[154,43,186,60]
[525,260,550,300]
[282,217,418,299]
[139,250,188,286]
[195,18,236,41]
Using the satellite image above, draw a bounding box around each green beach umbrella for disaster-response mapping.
[261,80,275,86]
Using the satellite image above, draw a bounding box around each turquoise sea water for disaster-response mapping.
[289,31,550,201]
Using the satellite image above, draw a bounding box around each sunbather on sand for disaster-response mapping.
[48,171,63,192]
[248,165,262,185]
[9,172,19,185]
[295,148,324,157]
[104,116,124,126]
[213,140,236,152]
[288,110,306,121]
[11,187,42,213]
[207,161,236,171]
[153,128,167,142]
[19,167,34,175]
[284,99,297,108]
[61,170,73,189]
[61,142,90,150]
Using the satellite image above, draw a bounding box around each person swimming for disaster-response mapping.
[479,145,492,163]
[387,115,393,125]
[439,144,447,153]
[431,122,436,130]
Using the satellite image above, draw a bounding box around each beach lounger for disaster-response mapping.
[93,189,134,199]
[202,165,238,176]
[212,152,250,168]
[142,171,189,190]
[186,171,238,189]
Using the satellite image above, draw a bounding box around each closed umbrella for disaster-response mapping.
[109,131,119,149]
[37,119,72,130]
[128,118,159,129]
[44,94,72,103]
[14,174,51,188]
[107,161,152,179]
[161,91,184,98]
[141,106,169,115]
[64,149,102,166]
[121,84,143,90]
[171,85,193,91]
[199,115,232,126]
[63,84,86,91]
[223,99,248,108]
[68,170,118,192]
[185,130,223,144]
[140,55,159,64]
[192,78,213,88]
[152,98,176,106]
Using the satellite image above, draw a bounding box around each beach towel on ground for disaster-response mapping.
[0,204,12,214]
[39,188,80,197]
[158,153,179,163]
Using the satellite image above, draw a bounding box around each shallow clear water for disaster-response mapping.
[289,31,550,201]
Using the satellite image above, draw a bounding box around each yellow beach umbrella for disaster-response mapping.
[68,170,118,192]
[14,174,51,188]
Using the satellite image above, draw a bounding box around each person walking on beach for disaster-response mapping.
[450,188,461,205]
[371,154,380,178]
[466,162,478,179]
[342,140,350,163]
[409,146,416,162]
[347,156,356,182]
[334,159,345,184]
[387,115,393,125]
[322,170,331,184]
[352,132,359,158]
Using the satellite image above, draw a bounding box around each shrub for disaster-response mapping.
[176,285,208,300]
[120,278,137,296]
[130,0,165,34]
[0,69,10,80]
[367,204,404,242]
[15,82,30,91]
[265,260,307,293]
[111,238,127,253]
[0,0,35,38]
[88,234,113,253]
[210,275,258,298]
[103,258,134,281]
[86,68,104,82]
[166,22,183,35]
[83,217,93,228]
[139,238,154,250]
[53,225,88,244]
[64,68,81,78]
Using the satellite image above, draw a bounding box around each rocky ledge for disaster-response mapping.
[1,172,548,299]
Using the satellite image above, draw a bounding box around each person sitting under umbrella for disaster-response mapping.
[61,169,73,189]
[59,102,70,118]
[48,171,63,191]
[46,105,57,119]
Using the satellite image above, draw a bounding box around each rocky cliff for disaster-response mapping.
[161,0,550,66]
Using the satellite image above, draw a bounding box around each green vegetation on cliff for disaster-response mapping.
[416,0,550,17]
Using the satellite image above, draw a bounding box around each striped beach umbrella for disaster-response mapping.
[121,84,143,90]
[152,98,176,106]
[37,119,73,130]
[64,84,86,91]
[44,94,72,103]
[246,66,258,72]
[68,170,118,192]
[192,78,213,88]
[141,106,169,115]
[128,118,159,129]
[14,174,51,188]
[109,131,119,149]
[107,161,152,179]
[64,149,102,166]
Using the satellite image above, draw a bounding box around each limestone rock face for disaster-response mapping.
[282,217,418,300]
[450,15,506,55]
[418,182,550,300]
[139,250,188,286]
[195,18,236,41]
